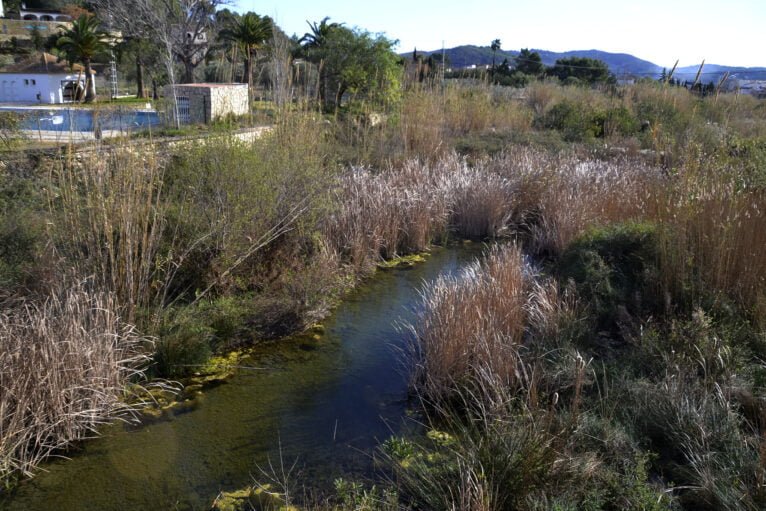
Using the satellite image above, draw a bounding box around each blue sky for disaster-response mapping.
[232,0,765,68]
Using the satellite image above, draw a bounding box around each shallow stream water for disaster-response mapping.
[1,244,483,511]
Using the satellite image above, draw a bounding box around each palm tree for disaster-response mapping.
[299,18,343,105]
[300,17,342,51]
[57,14,109,103]
[219,12,273,92]
[490,38,501,73]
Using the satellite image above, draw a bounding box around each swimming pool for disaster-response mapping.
[1,106,162,133]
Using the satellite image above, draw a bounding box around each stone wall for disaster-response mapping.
[0,19,71,42]
[164,84,249,125]
[209,85,249,120]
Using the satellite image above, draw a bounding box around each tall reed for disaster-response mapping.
[50,144,167,324]
[412,244,531,403]
[0,283,149,481]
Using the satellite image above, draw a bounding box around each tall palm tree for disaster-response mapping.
[299,18,343,105]
[57,14,109,103]
[219,12,273,91]
[490,38,502,73]
[299,17,342,52]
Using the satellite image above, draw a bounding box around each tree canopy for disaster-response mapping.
[300,22,401,111]
[546,57,615,85]
[515,48,544,76]
[219,12,273,91]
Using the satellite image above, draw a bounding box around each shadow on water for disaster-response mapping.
[1,244,485,511]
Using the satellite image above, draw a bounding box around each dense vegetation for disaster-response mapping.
[2,8,766,509]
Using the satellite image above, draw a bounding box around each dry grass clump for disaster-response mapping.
[0,283,150,480]
[413,244,527,401]
[411,244,580,404]
[658,176,766,314]
[439,160,515,238]
[323,162,449,273]
[526,156,666,256]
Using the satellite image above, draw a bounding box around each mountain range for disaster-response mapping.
[403,46,766,84]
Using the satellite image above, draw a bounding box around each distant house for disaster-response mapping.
[0,52,95,104]
[735,80,766,99]
[18,2,71,22]
[0,1,72,45]
[164,83,248,124]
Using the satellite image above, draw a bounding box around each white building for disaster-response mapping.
[0,53,95,104]
[18,3,72,22]
[736,80,766,99]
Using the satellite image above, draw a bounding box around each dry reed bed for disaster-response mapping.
[411,244,577,405]
[323,154,516,273]
[52,147,167,325]
[326,147,765,317]
[660,179,766,314]
[0,284,149,480]
[402,150,766,510]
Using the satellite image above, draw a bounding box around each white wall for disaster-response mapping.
[0,73,92,104]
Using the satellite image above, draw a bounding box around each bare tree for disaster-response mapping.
[91,0,227,126]
[268,26,294,107]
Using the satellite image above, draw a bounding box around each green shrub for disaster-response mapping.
[557,222,658,328]
[153,312,214,378]
[0,165,47,294]
[602,106,640,138]
[535,100,604,142]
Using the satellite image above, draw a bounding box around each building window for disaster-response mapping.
[31,79,36,85]
[24,79,29,85]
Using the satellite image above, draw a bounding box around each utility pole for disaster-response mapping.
[441,40,446,83]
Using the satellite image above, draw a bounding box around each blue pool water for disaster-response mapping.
[1,107,161,133]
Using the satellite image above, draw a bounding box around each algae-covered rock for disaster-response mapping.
[376,253,429,270]
[212,488,253,511]
[251,484,287,509]
[182,384,204,399]
[212,484,296,511]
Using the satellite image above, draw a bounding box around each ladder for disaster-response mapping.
[109,51,118,99]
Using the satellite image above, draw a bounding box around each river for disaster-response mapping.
[1,244,483,511]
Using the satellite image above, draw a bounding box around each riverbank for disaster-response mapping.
[0,245,483,511]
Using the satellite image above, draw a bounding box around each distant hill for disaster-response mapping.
[673,64,766,85]
[403,45,766,83]
[403,46,663,77]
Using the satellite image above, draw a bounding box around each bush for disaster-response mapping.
[602,106,640,138]
[153,311,214,378]
[557,222,659,328]
[0,164,47,296]
[535,100,604,142]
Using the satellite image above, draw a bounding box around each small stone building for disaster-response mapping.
[164,83,249,125]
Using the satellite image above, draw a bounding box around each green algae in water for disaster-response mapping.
[0,245,485,511]
[376,252,430,270]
